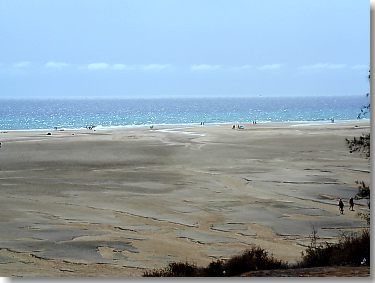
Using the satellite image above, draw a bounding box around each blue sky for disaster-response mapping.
[0,0,370,98]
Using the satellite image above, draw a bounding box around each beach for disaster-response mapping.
[0,121,370,277]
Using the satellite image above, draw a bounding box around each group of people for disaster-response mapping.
[231,121,259,130]
[338,197,355,214]
[232,124,245,130]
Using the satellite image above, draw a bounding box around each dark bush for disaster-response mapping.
[143,246,288,277]
[168,262,200,277]
[143,228,370,277]
[143,261,201,277]
[222,247,287,276]
[346,133,370,158]
[355,180,370,199]
[298,229,370,268]
[202,260,225,276]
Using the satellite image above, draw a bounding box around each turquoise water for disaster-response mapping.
[0,96,369,130]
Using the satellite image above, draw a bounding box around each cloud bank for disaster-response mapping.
[45,61,69,68]
[13,61,31,68]
[258,64,282,70]
[87,62,110,70]
[6,61,368,73]
[299,63,347,70]
[351,64,368,70]
[86,63,171,71]
[190,64,255,71]
[190,64,222,71]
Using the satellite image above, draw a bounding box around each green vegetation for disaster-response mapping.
[143,228,369,277]
[357,69,370,119]
[346,134,370,159]
[143,246,287,277]
[348,69,371,201]
[297,228,370,268]
[355,180,370,200]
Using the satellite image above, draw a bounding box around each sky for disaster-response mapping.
[0,0,370,98]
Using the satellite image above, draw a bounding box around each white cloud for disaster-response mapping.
[233,64,252,70]
[111,64,130,70]
[45,61,69,68]
[139,64,171,71]
[351,64,368,70]
[190,64,253,72]
[13,61,31,68]
[87,62,110,70]
[86,63,171,71]
[190,64,222,71]
[299,63,347,70]
[258,64,282,70]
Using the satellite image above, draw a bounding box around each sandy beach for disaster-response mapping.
[0,121,370,277]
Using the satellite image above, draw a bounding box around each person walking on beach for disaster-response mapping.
[338,198,344,214]
[349,197,354,211]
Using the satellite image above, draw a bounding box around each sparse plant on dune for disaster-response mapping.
[143,246,287,277]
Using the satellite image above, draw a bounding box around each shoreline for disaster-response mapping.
[0,118,370,133]
[0,120,370,277]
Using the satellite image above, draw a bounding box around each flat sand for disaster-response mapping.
[0,121,370,277]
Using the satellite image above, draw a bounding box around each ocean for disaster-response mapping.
[0,95,369,131]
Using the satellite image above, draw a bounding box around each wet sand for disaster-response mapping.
[0,121,370,277]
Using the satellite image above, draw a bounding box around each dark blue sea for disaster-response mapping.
[0,96,369,131]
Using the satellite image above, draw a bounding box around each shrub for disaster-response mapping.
[355,180,370,199]
[346,133,370,158]
[143,246,288,277]
[143,261,201,277]
[222,247,287,276]
[298,228,370,268]
[143,229,370,276]
[202,260,225,276]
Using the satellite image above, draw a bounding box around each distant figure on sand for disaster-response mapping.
[232,125,235,129]
[338,198,344,214]
[349,197,354,211]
